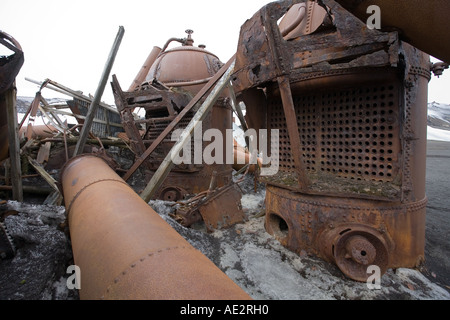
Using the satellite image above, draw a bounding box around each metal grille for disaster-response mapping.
[68,98,123,138]
[143,111,208,167]
[269,82,401,186]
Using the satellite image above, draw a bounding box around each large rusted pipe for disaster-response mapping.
[61,155,251,300]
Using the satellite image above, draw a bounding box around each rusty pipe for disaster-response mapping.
[233,139,262,173]
[61,155,251,300]
[128,46,162,91]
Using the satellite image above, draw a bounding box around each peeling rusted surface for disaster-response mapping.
[335,0,450,63]
[233,0,430,281]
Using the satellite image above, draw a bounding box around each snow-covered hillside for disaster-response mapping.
[428,102,450,141]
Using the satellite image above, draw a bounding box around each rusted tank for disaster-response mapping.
[146,30,223,96]
[60,154,251,300]
[233,0,431,282]
[112,30,233,203]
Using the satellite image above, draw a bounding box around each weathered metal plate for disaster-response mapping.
[199,184,246,232]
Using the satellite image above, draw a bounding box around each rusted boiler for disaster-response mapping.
[112,30,233,202]
[232,0,432,281]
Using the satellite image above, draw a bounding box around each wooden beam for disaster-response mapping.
[4,83,23,201]
[73,26,125,157]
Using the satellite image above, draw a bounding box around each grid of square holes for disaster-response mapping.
[268,83,401,183]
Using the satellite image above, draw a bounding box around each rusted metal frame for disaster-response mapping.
[111,79,189,162]
[233,0,399,91]
[139,59,236,203]
[124,83,186,117]
[335,0,450,64]
[262,2,311,190]
[73,26,124,158]
[25,77,119,115]
[176,181,244,232]
[121,55,236,182]
[0,31,24,95]
[111,76,147,157]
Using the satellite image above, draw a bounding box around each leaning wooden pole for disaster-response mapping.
[139,59,236,203]
[73,26,125,157]
[5,83,23,201]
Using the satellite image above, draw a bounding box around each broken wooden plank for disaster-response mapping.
[27,156,59,193]
[4,83,23,201]
[36,142,51,164]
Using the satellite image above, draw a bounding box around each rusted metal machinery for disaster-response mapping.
[60,154,251,300]
[112,30,233,202]
[232,0,433,281]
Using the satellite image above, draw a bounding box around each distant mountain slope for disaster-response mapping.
[428,102,450,130]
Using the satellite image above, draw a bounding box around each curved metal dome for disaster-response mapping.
[145,31,223,95]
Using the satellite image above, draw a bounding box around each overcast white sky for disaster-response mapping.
[2,0,450,105]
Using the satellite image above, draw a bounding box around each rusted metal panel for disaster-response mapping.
[233,0,431,282]
[232,0,399,94]
[174,182,246,232]
[265,185,426,282]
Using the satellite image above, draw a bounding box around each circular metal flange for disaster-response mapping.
[333,228,389,282]
[158,186,187,202]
